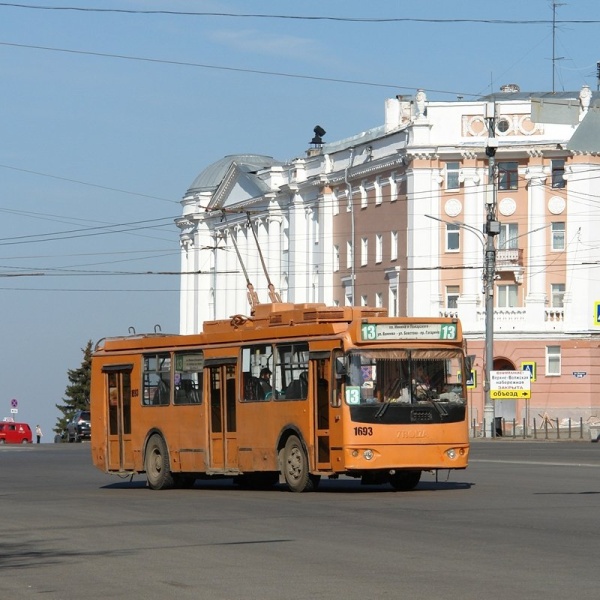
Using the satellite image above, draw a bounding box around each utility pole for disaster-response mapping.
[551,2,565,93]
[484,102,500,437]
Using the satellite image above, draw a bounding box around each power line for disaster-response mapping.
[0,41,475,97]
[0,163,178,204]
[1,4,600,24]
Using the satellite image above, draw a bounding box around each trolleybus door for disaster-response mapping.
[314,355,342,470]
[104,365,134,472]
[207,362,238,472]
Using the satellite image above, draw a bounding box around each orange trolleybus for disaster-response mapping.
[90,303,470,492]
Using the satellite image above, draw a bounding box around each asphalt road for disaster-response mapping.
[1,440,599,600]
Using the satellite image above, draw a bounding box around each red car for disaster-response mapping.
[0,422,33,444]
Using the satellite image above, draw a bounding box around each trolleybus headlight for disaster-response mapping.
[363,449,374,461]
[446,448,457,460]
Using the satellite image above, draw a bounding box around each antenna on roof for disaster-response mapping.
[246,212,282,303]
[228,226,260,313]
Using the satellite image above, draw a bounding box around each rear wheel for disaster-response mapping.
[144,434,175,490]
[283,435,318,492]
[389,470,421,491]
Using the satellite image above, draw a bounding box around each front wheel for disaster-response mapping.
[144,434,175,490]
[389,470,421,491]
[282,435,318,492]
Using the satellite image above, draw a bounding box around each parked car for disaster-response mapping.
[0,421,33,444]
[66,410,91,442]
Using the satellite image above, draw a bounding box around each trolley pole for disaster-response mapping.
[484,102,500,437]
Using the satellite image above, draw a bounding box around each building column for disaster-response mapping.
[525,167,547,324]
[288,189,308,303]
[563,159,600,331]
[457,166,485,332]
[267,203,283,301]
[406,156,440,316]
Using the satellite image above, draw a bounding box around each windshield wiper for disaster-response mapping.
[375,401,391,419]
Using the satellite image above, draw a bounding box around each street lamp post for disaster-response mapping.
[484,102,500,437]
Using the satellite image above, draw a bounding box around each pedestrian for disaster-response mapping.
[35,425,42,444]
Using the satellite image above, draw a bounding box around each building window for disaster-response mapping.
[375,177,382,205]
[496,118,510,134]
[375,292,383,308]
[551,222,565,251]
[552,159,565,189]
[375,234,383,263]
[360,181,367,209]
[498,161,518,190]
[446,224,460,252]
[546,345,561,376]
[499,223,518,249]
[388,287,397,316]
[497,284,518,308]
[389,172,398,202]
[361,237,368,266]
[360,295,368,307]
[446,161,460,190]
[390,231,398,261]
[333,245,340,272]
[346,241,353,269]
[446,285,460,309]
[551,283,565,308]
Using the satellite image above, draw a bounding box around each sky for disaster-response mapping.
[1,0,599,441]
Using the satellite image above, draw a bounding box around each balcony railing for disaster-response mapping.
[496,248,523,268]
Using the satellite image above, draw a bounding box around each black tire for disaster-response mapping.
[389,470,422,491]
[144,434,175,490]
[282,435,318,492]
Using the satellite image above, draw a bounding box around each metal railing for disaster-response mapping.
[473,417,588,440]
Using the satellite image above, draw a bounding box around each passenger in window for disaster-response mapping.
[259,368,273,398]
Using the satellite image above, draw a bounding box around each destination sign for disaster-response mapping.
[175,353,204,372]
[361,323,457,341]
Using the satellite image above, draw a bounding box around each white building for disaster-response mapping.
[177,85,600,432]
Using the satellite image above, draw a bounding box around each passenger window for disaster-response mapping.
[143,353,171,406]
[174,352,204,405]
[275,343,309,400]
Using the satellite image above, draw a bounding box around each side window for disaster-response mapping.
[498,161,518,190]
[241,344,274,402]
[174,352,204,405]
[445,161,460,190]
[551,222,565,251]
[446,224,460,252]
[143,353,171,406]
[546,345,561,376]
[275,342,309,400]
[551,159,565,188]
[446,285,460,309]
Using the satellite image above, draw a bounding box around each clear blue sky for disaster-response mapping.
[1,0,598,440]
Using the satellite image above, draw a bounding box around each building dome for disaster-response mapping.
[185,154,277,195]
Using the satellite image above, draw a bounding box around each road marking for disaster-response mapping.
[472,459,600,468]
